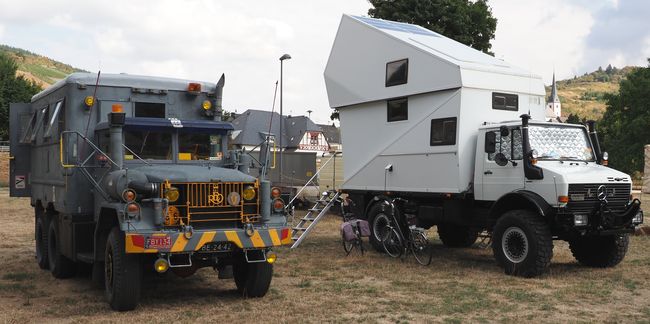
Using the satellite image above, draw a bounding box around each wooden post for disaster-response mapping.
[644,144,650,193]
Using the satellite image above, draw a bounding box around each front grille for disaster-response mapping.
[162,181,260,227]
[567,183,630,214]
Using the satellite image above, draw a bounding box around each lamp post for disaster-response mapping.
[279,53,291,187]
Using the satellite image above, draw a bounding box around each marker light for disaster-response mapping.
[202,100,212,110]
[112,104,123,113]
[164,187,180,202]
[122,189,136,202]
[273,198,285,212]
[154,258,169,273]
[243,186,256,201]
[602,151,609,165]
[126,202,140,218]
[266,251,277,264]
[187,82,201,92]
[271,187,281,198]
[558,196,569,204]
[84,96,95,107]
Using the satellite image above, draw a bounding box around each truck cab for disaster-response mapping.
[9,72,291,311]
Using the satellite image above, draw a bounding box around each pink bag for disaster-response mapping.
[341,222,357,241]
[356,219,371,237]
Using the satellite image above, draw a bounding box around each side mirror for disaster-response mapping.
[494,153,509,166]
[485,132,496,153]
[499,126,510,137]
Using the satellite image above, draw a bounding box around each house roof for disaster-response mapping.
[317,124,341,144]
[230,109,323,148]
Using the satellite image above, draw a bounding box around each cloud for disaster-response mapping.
[0,24,4,40]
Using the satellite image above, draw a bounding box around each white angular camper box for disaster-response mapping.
[325,14,545,193]
[324,15,643,278]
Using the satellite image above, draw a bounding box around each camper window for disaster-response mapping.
[124,130,172,160]
[44,100,64,138]
[387,98,408,122]
[19,112,37,144]
[492,93,518,111]
[134,102,166,118]
[430,117,457,146]
[386,59,408,87]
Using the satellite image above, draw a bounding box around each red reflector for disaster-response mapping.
[131,235,145,248]
[281,228,289,240]
[188,82,201,92]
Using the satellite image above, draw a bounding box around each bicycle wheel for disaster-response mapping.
[411,230,433,266]
[342,232,355,255]
[383,227,403,258]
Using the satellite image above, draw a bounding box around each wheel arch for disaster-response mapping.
[489,191,552,224]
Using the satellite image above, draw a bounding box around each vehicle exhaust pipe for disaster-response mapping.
[214,74,225,121]
[109,104,126,171]
[586,120,603,164]
[520,114,543,180]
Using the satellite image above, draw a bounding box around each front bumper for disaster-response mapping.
[557,199,643,235]
[125,227,292,253]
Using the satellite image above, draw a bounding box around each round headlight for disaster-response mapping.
[164,187,179,202]
[243,186,256,201]
[228,191,241,206]
[202,100,212,110]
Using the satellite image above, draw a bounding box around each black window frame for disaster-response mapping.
[387,97,408,122]
[492,92,518,111]
[430,117,457,146]
[134,102,166,118]
[385,58,409,87]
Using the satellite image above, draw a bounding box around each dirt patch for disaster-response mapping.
[1,188,650,322]
[0,152,8,187]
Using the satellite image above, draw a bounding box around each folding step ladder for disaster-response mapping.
[290,191,340,249]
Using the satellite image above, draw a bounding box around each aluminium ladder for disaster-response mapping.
[290,191,340,249]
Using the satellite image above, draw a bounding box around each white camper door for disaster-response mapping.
[482,128,524,201]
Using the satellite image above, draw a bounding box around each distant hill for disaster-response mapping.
[0,44,86,88]
[546,66,636,120]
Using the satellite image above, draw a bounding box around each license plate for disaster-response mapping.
[145,236,172,249]
[199,242,233,252]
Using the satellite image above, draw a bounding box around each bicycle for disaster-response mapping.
[339,196,367,255]
[381,199,433,265]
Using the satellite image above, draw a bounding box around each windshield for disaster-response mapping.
[178,133,222,160]
[529,125,594,161]
[124,131,172,160]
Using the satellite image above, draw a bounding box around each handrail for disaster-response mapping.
[286,151,341,209]
[60,131,119,169]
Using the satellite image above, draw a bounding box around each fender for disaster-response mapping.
[489,190,552,221]
[364,194,392,219]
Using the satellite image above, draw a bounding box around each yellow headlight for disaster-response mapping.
[84,96,95,107]
[243,186,256,201]
[267,251,277,264]
[154,258,169,273]
[164,187,180,202]
[202,100,212,110]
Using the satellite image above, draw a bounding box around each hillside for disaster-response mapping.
[546,66,636,120]
[0,44,86,88]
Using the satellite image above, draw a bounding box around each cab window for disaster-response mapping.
[487,128,522,161]
[124,130,172,160]
[178,133,221,160]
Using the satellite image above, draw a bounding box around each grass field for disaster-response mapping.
[1,188,649,323]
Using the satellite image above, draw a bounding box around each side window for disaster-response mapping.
[492,92,518,111]
[30,107,47,142]
[44,100,64,138]
[387,97,408,122]
[487,128,522,161]
[20,112,37,144]
[430,117,457,146]
[386,58,408,87]
[134,102,165,118]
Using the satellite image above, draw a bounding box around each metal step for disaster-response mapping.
[290,191,340,249]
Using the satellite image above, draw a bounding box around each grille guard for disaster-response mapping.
[598,198,641,228]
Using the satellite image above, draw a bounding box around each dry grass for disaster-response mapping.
[1,188,649,323]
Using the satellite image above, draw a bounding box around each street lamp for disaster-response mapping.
[279,53,291,186]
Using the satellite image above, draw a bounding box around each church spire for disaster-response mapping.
[549,71,560,103]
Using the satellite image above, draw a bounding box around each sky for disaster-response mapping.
[0,0,648,124]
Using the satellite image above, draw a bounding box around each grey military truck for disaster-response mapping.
[9,72,292,310]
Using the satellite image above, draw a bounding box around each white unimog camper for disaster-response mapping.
[324,15,643,277]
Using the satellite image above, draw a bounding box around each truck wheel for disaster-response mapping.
[233,255,273,297]
[105,227,141,311]
[368,203,391,252]
[569,234,629,268]
[47,220,75,278]
[35,216,49,270]
[437,224,479,248]
[492,210,553,278]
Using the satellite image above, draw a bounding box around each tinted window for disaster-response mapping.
[430,117,457,146]
[20,112,37,144]
[44,100,64,138]
[135,102,165,118]
[488,128,522,161]
[387,98,408,122]
[124,131,172,160]
[386,59,408,87]
[492,92,518,111]
[179,133,222,160]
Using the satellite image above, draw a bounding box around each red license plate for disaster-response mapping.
[145,236,172,249]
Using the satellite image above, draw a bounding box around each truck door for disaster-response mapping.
[482,127,524,201]
[9,103,32,197]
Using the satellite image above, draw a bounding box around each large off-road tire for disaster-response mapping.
[569,234,629,268]
[35,215,49,270]
[47,220,75,278]
[492,210,553,278]
[437,224,479,248]
[368,203,391,252]
[105,227,142,311]
[233,254,273,297]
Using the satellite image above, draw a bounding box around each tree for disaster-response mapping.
[368,0,498,54]
[565,113,582,125]
[599,59,650,175]
[0,52,41,140]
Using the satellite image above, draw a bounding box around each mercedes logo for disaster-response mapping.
[596,185,608,202]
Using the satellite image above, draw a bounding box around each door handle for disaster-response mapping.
[484,170,493,175]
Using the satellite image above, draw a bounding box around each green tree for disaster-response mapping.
[599,59,650,175]
[565,113,582,124]
[0,52,41,140]
[368,0,498,54]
